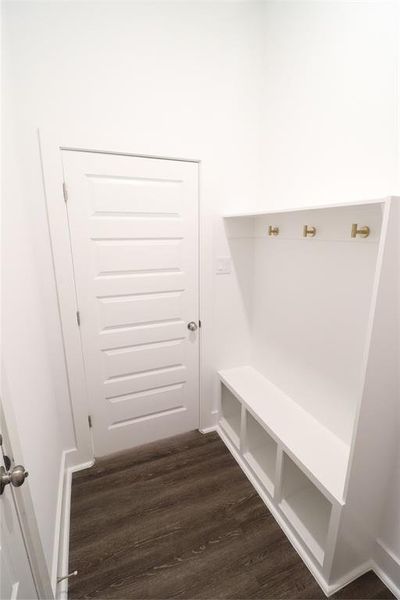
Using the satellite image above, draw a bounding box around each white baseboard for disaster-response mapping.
[51,449,73,592]
[326,562,372,596]
[54,454,95,600]
[199,425,217,434]
[373,540,400,598]
[56,465,73,600]
[199,410,218,434]
[69,458,95,474]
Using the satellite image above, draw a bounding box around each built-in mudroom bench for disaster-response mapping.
[219,365,345,566]
[216,198,399,596]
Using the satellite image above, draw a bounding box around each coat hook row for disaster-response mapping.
[267,224,370,239]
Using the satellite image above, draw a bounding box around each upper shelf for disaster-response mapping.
[223,200,384,242]
[223,198,387,219]
[218,365,350,503]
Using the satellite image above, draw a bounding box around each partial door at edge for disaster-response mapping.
[62,151,199,457]
[0,436,38,600]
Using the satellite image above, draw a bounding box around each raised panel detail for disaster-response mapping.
[104,365,187,400]
[103,340,185,379]
[94,272,186,298]
[95,240,182,275]
[90,216,184,240]
[88,176,183,216]
[99,321,186,350]
[99,292,183,329]
[108,383,186,427]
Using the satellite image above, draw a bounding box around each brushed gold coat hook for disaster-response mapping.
[303,225,316,238]
[351,224,370,238]
[268,225,279,237]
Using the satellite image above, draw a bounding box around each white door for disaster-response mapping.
[0,440,37,600]
[62,151,199,457]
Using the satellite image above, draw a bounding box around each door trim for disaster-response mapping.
[38,129,202,465]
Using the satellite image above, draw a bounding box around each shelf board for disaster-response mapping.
[223,198,385,219]
[218,366,350,502]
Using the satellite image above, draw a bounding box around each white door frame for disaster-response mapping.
[38,129,203,465]
[1,366,54,599]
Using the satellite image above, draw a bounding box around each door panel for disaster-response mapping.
[103,339,185,379]
[0,453,37,600]
[62,152,199,456]
[99,321,187,351]
[94,271,186,298]
[107,384,186,425]
[99,292,183,329]
[95,240,182,274]
[103,365,187,400]
[91,216,183,239]
[89,175,182,215]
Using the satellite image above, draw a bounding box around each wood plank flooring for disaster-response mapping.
[69,431,394,599]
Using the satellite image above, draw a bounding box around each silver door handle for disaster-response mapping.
[0,465,29,495]
[187,321,198,332]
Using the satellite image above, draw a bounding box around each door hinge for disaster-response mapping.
[88,415,92,428]
[76,311,81,326]
[62,182,68,202]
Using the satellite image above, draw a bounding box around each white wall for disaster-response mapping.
[259,0,398,210]
[2,0,264,575]
[2,0,400,587]
[2,34,76,580]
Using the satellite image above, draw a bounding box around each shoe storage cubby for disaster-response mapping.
[220,383,242,448]
[244,411,277,495]
[279,454,332,565]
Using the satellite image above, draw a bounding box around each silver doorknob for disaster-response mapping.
[187,321,198,332]
[0,465,29,495]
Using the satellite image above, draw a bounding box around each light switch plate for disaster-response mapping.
[216,256,232,275]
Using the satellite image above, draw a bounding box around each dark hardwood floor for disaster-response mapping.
[69,431,394,600]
